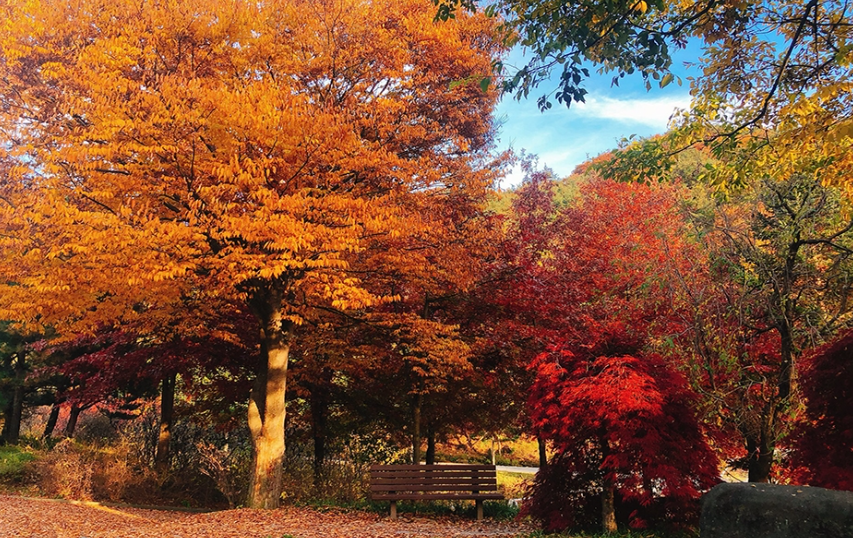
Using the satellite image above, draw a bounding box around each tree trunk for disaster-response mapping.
[309,368,332,485]
[155,372,177,473]
[412,393,423,464]
[0,355,10,444]
[247,285,292,509]
[777,319,796,402]
[747,410,776,482]
[43,403,60,439]
[0,401,11,445]
[490,437,496,465]
[4,353,25,445]
[537,435,547,468]
[425,423,436,465]
[601,479,617,533]
[64,404,81,438]
[747,445,774,483]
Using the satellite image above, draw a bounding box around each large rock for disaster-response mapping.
[700,483,853,538]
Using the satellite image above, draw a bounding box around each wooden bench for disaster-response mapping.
[369,464,504,520]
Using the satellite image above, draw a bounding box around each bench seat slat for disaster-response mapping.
[371,493,505,501]
[370,464,492,471]
[371,477,497,486]
[370,471,496,480]
[370,484,498,491]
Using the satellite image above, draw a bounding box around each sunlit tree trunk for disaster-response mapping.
[247,284,292,509]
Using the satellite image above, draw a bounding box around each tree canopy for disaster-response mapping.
[0,0,504,507]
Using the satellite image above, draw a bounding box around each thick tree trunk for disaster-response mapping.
[425,424,436,465]
[537,435,547,468]
[412,393,423,464]
[601,480,617,533]
[43,403,60,439]
[747,411,776,483]
[64,404,81,438]
[155,372,177,473]
[247,285,292,509]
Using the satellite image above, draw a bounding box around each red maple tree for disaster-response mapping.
[508,175,720,532]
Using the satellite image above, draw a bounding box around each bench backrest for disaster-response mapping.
[369,464,499,494]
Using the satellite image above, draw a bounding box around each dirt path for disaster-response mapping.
[0,495,534,538]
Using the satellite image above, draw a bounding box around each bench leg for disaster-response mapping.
[390,500,397,519]
[476,499,483,521]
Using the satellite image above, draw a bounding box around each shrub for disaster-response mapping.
[36,438,94,500]
[789,331,853,490]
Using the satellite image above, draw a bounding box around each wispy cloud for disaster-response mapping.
[572,95,691,128]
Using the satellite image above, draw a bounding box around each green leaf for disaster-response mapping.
[479,76,491,93]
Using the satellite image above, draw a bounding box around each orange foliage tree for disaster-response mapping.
[0,0,503,507]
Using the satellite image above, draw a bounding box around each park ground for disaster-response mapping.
[0,495,534,538]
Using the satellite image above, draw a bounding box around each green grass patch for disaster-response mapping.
[497,470,533,499]
[0,445,36,481]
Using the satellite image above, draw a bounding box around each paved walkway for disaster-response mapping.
[495,465,538,475]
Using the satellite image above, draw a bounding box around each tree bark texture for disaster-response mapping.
[247,284,292,509]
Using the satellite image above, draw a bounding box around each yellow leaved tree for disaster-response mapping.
[0,0,502,507]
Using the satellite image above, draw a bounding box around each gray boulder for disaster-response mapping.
[701,483,853,538]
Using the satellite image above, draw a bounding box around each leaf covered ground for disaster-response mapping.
[0,495,534,538]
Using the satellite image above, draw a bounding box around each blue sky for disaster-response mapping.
[493,43,703,187]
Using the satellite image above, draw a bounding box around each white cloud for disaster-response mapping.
[572,95,691,128]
